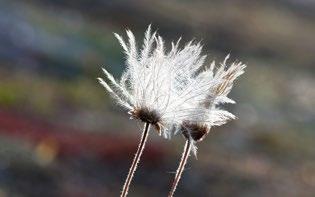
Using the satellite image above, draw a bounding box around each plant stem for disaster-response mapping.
[121,122,151,197]
[168,139,192,197]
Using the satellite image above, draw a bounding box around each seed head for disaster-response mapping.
[174,55,246,156]
[98,25,208,137]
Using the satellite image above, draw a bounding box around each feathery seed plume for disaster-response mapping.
[168,55,246,197]
[98,25,209,196]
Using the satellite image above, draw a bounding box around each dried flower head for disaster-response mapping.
[98,25,246,197]
[98,25,212,197]
[98,25,207,137]
[175,55,246,155]
[168,56,246,197]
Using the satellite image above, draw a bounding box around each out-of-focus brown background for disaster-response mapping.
[0,0,314,196]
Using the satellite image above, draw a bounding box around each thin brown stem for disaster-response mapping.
[121,122,151,197]
[168,139,192,197]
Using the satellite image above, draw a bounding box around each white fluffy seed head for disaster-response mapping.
[175,55,246,156]
[98,25,210,137]
[98,26,246,141]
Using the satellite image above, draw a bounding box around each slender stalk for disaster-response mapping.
[121,122,151,197]
[168,139,192,197]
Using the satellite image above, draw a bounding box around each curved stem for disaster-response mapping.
[121,122,151,197]
[168,139,192,197]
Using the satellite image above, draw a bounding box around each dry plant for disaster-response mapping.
[98,25,212,197]
[168,56,246,197]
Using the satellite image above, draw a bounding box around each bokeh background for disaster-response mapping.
[0,0,314,196]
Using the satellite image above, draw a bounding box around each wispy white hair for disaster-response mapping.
[98,25,209,137]
[174,54,246,155]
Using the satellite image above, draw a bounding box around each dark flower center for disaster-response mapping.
[130,108,162,133]
[181,121,210,142]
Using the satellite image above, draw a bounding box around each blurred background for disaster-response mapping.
[0,0,314,196]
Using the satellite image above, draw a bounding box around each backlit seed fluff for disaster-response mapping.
[175,55,246,155]
[98,25,209,138]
